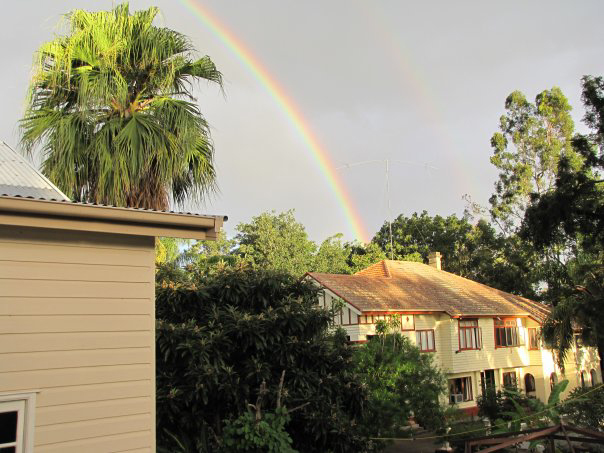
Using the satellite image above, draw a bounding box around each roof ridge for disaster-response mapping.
[314,258,549,322]
[382,260,392,278]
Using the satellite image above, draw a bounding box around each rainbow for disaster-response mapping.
[351,0,474,196]
[178,0,371,243]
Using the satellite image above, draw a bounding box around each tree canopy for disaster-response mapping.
[21,3,221,209]
[522,76,604,374]
[372,211,538,298]
[156,210,387,280]
[156,267,371,452]
[353,323,447,439]
[489,87,580,233]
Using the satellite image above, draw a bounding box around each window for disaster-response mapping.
[459,319,482,350]
[524,373,536,393]
[575,334,583,348]
[495,318,522,347]
[401,315,415,331]
[449,377,473,404]
[416,330,435,352]
[581,371,587,388]
[550,373,558,390]
[528,328,540,350]
[591,369,598,387]
[0,393,36,453]
[481,370,496,393]
[503,371,517,389]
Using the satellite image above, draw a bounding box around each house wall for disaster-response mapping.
[0,225,155,452]
[321,294,601,411]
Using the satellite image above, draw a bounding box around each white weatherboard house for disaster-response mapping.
[0,142,225,452]
[306,253,601,415]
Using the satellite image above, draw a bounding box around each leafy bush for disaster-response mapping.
[353,328,448,439]
[447,419,488,453]
[559,384,604,430]
[477,380,569,433]
[477,386,530,425]
[222,408,296,453]
[156,267,372,452]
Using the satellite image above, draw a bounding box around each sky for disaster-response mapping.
[1,1,603,243]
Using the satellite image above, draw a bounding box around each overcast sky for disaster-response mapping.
[1,1,603,242]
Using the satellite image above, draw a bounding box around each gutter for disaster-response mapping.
[0,196,226,240]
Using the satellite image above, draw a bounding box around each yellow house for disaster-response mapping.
[306,254,601,416]
[0,142,225,452]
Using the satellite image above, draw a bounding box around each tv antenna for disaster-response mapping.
[336,159,438,260]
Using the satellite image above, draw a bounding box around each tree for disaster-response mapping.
[559,385,604,430]
[522,76,604,375]
[489,87,580,232]
[21,3,221,209]
[346,241,387,274]
[155,267,371,453]
[353,320,447,438]
[372,211,537,297]
[313,234,353,274]
[235,210,317,276]
[482,87,588,303]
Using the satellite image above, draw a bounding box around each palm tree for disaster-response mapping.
[21,3,222,210]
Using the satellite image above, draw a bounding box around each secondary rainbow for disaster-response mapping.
[179,0,370,243]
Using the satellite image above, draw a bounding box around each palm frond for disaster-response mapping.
[20,2,222,209]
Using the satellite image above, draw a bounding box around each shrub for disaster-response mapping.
[156,267,372,452]
[559,384,604,430]
[353,329,448,439]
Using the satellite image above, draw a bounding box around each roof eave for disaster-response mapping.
[0,196,225,240]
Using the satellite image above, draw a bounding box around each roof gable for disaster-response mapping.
[354,260,391,278]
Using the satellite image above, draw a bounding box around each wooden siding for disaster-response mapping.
[0,225,155,452]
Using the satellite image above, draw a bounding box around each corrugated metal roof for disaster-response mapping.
[0,194,228,221]
[0,141,70,201]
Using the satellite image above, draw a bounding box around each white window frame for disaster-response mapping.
[0,392,37,453]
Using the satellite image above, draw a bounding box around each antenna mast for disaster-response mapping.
[385,159,394,260]
[336,159,437,260]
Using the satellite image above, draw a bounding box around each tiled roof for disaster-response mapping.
[308,260,550,322]
[0,142,70,201]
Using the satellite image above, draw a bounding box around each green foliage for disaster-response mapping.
[156,210,387,280]
[234,210,387,276]
[21,3,221,209]
[373,211,538,297]
[313,234,354,274]
[559,384,604,430]
[155,238,190,266]
[477,386,511,424]
[353,332,447,438]
[156,267,372,453]
[446,419,488,453]
[478,380,569,435]
[497,380,568,433]
[521,76,604,372]
[235,210,317,276]
[489,87,579,232]
[344,241,387,274]
[222,408,297,453]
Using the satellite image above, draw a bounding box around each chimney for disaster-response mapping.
[428,251,442,270]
